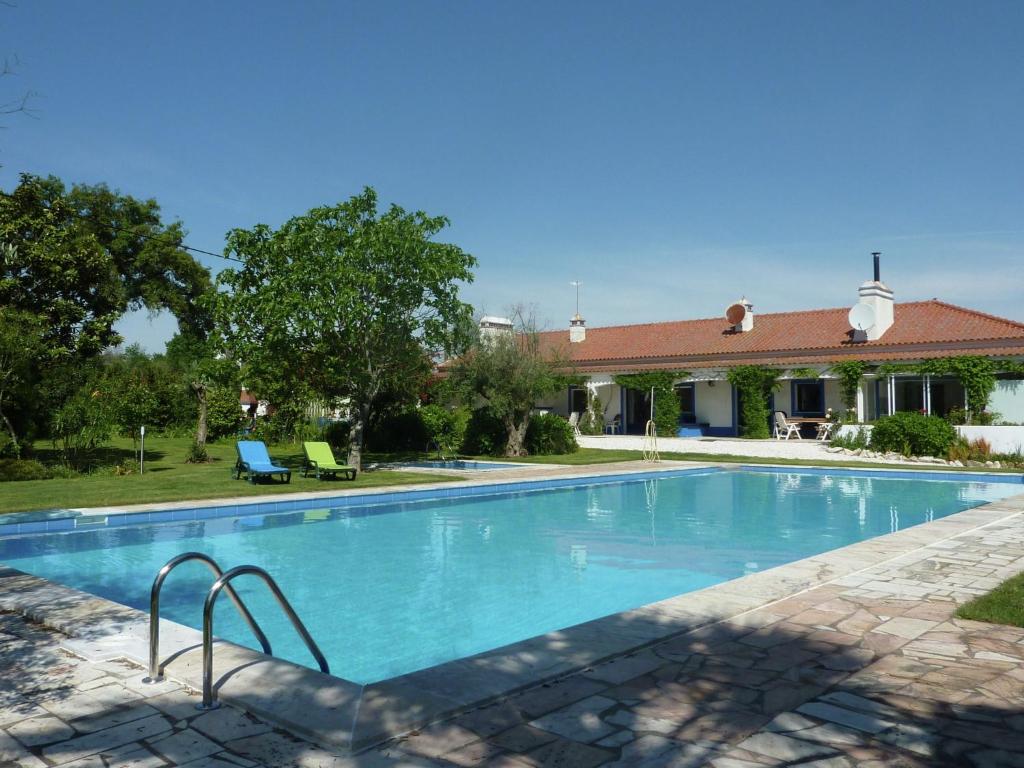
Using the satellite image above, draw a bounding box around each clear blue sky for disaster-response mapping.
[4,1,1023,351]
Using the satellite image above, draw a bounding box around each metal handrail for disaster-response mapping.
[199,564,329,710]
[144,552,272,683]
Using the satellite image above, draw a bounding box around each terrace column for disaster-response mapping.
[856,381,865,422]
[924,374,932,415]
[887,375,896,416]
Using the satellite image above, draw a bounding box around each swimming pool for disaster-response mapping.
[1,468,1020,684]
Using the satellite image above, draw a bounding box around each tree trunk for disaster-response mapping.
[347,403,369,470]
[0,403,19,458]
[193,383,209,448]
[504,415,529,457]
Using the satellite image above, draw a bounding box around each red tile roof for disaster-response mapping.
[538,300,1024,372]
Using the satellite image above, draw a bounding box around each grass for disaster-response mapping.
[0,436,454,515]
[956,572,1024,627]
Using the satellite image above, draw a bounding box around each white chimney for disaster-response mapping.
[479,316,513,343]
[569,313,586,343]
[726,297,754,332]
[854,253,894,341]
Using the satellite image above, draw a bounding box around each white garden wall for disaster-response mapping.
[836,423,1024,455]
[957,426,1024,455]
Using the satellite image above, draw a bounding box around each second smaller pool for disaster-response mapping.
[400,460,528,471]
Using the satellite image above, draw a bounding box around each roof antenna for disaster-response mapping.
[872,252,881,282]
[570,281,582,316]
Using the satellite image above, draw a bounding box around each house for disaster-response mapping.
[531,258,1024,436]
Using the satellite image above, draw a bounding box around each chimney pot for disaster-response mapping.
[569,313,586,343]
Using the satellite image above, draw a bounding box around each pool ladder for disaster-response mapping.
[144,552,330,710]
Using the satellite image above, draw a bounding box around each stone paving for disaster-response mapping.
[4,503,1024,766]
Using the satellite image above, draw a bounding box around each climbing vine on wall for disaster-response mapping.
[613,371,689,437]
[921,356,997,418]
[830,360,868,417]
[726,365,781,439]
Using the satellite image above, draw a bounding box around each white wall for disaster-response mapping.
[823,379,844,414]
[836,423,1024,455]
[957,426,1024,454]
[991,379,1024,424]
[695,381,732,428]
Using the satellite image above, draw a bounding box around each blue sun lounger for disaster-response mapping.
[234,440,291,484]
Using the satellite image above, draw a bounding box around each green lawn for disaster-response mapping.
[0,437,454,515]
[956,572,1024,627]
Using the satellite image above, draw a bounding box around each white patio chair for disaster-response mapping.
[816,421,836,442]
[773,411,800,440]
[568,411,583,438]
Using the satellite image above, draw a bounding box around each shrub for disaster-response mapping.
[870,412,957,457]
[830,426,870,451]
[420,404,469,456]
[0,458,53,482]
[525,412,579,455]
[974,410,1000,426]
[111,458,140,476]
[185,440,210,464]
[461,407,506,456]
[969,437,992,458]
[52,383,116,468]
[944,407,969,426]
[366,410,428,452]
[206,386,244,440]
[947,438,971,463]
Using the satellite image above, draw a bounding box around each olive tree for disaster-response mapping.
[448,309,572,457]
[214,187,475,468]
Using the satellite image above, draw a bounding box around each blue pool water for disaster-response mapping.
[1,469,1019,684]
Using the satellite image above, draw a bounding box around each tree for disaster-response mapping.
[0,306,44,455]
[214,187,476,468]
[448,309,572,456]
[0,174,212,446]
[165,330,237,459]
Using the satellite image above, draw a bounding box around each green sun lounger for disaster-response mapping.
[302,441,357,480]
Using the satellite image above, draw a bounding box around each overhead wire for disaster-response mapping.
[0,189,243,263]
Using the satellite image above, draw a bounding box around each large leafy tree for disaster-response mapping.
[448,309,572,456]
[214,187,476,468]
[0,174,212,359]
[0,307,45,455]
[0,173,212,446]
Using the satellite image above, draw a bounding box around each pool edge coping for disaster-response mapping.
[1,466,1023,751]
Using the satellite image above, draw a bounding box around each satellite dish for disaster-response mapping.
[725,303,747,326]
[848,303,876,331]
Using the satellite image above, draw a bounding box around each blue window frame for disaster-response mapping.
[790,379,825,417]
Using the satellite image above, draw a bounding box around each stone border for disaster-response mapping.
[2,464,1023,753]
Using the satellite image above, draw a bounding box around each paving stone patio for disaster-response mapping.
[4,496,1024,766]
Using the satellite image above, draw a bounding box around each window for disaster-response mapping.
[676,384,696,424]
[791,379,824,416]
[568,386,587,415]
